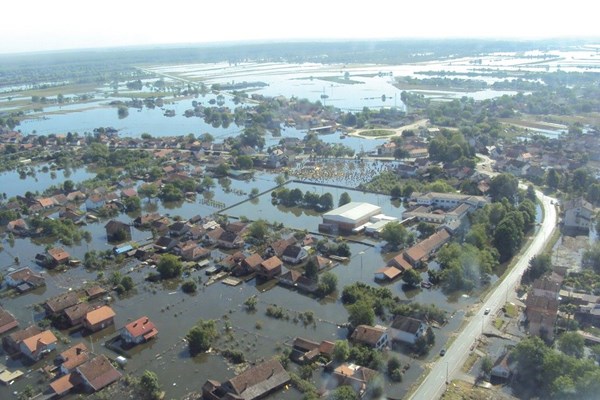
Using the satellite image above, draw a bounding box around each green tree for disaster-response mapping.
[494,216,524,262]
[402,269,422,287]
[120,275,134,291]
[481,356,493,376]
[124,196,141,212]
[118,106,129,119]
[214,163,230,177]
[63,180,75,193]
[545,168,561,190]
[390,184,402,199]
[186,320,218,356]
[199,132,214,142]
[304,258,319,280]
[318,192,334,211]
[158,183,183,202]
[583,243,600,273]
[237,155,253,169]
[489,173,519,203]
[140,370,162,400]
[518,199,536,231]
[201,176,215,189]
[318,272,337,296]
[348,300,375,327]
[571,168,591,193]
[587,183,600,205]
[526,253,552,282]
[413,335,430,356]
[416,222,436,238]
[275,174,286,186]
[387,356,402,381]
[333,340,350,362]
[328,385,358,400]
[247,219,269,242]
[558,332,585,359]
[526,184,537,202]
[182,280,197,294]
[244,295,258,311]
[380,221,413,249]
[338,192,352,207]
[157,254,183,279]
[138,183,159,201]
[511,336,549,389]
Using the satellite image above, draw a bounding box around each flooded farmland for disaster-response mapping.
[0,45,577,400]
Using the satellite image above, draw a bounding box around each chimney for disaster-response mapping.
[76,347,82,355]
[144,318,149,324]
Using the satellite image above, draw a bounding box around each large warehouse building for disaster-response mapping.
[321,202,382,233]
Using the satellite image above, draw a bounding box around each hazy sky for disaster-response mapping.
[2,0,598,54]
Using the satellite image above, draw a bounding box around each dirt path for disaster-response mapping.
[347,118,429,139]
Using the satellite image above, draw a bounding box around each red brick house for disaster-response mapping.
[83,306,116,332]
[257,256,283,279]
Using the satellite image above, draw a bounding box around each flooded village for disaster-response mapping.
[0,40,599,400]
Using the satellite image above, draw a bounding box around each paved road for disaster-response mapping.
[408,190,557,400]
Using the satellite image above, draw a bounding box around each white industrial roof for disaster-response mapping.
[323,202,382,224]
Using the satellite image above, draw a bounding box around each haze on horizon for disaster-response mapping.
[2,0,599,55]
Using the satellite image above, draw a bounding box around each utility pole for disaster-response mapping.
[482,315,485,335]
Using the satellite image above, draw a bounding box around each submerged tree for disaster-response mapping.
[186,320,217,356]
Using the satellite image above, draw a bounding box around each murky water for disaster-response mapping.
[0,165,493,399]
[0,49,563,398]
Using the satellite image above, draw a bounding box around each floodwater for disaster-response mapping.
[0,164,95,199]
[0,49,562,398]
[17,94,242,138]
[10,47,598,137]
[0,162,497,399]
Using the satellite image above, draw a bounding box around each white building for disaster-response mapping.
[390,315,427,344]
[563,197,594,231]
[322,202,382,233]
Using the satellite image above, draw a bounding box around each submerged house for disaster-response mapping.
[202,358,290,400]
[83,306,116,332]
[76,354,122,393]
[4,267,45,292]
[121,316,158,345]
[105,220,132,242]
[0,307,19,335]
[19,330,58,361]
[57,343,90,375]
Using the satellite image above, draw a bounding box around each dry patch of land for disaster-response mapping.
[499,117,568,131]
[347,118,429,139]
[442,380,516,400]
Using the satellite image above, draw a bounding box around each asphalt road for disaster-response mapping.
[408,190,557,400]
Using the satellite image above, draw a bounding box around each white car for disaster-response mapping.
[484,308,491,315]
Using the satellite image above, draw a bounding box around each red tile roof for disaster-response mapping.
[59,343,90,371]
[0,306,18,334]
[261,256,282,271]
[124,316,157,339]
[21,330,57,354]
[85,306,116,326]
[77,355,122,391]
[50,373,78,396]
[48,247,70,262]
